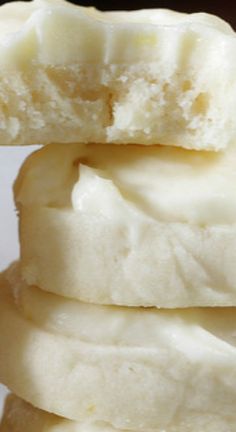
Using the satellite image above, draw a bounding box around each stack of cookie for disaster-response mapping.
[1,0,236,431]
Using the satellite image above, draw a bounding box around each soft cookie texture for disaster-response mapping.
[1,395,236,432]
[0,0,235,148]
[15,143,236,307]
[1,266,236,431]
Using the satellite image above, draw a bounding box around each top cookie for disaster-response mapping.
[0,0,235,148]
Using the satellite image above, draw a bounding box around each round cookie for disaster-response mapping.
[0,0,235,148]
[15,143,236,307]
[1,267,236,430]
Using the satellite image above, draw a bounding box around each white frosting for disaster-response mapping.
[0,0,233,66]
[15,143,236,225]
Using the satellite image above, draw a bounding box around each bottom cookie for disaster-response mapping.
[0,394,236,432]
[0,394,112,432]
[2,265,236,431]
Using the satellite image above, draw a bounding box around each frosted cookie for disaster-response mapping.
[15,143,236,307]
[1,265,236,431]
[1,394,235,432]
[0,0,235,148]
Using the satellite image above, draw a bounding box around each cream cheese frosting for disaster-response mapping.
[15,143,236,225]
[1,267,236,430]
[15,143,236,307]
[0,0,233,66]
[0,0,236,147]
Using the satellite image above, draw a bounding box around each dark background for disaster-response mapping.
[0,0,235,29]
[69,1,235,28]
